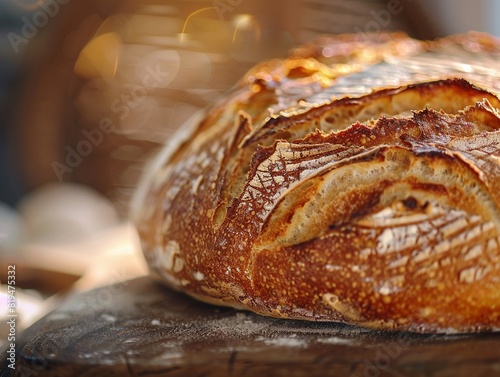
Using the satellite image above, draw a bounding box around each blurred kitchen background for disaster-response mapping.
[0,0,499,339]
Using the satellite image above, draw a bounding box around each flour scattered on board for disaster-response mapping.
[317,337,357,345]
[100,313,116,322]
[256,335,308,348]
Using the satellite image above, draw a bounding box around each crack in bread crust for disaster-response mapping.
[134,32,500,333]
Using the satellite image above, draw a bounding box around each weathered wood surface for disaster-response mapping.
[3,276,500,376]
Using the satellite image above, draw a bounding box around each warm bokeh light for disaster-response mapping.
[74,32,122,80]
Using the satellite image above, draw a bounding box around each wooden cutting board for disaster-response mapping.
[3,276,499,377]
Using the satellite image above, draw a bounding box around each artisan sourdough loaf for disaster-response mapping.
[134,33,500,332]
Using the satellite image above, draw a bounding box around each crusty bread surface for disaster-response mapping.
[134,33,500,333]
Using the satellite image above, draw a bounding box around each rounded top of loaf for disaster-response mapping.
[133,32,500,333]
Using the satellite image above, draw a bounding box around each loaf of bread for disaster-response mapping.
[133,32,500,333]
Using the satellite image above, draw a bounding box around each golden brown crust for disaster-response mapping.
[134,32,500,333]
